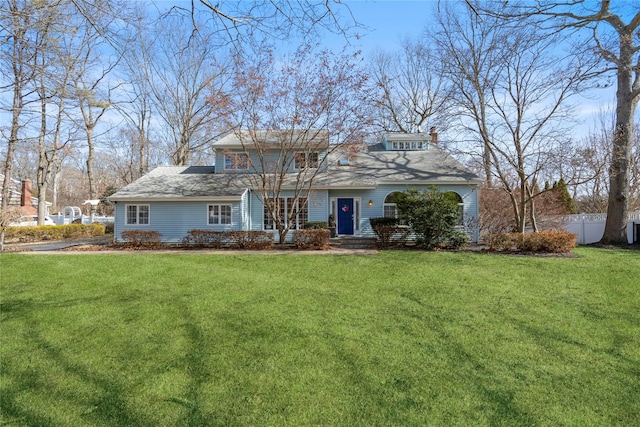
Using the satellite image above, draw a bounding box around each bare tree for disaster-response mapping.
[66,6,122,215]
[140,12,232,166]
[370,38,452,134]
[563,110,640,213]
[23,0,78,225]
[433,3,505,186]
[436,2,592,233]
[478,0,640,244]
[1,0,36,209]
[227,44,373,244]
[113,9,154,183]
[188,1,359,44]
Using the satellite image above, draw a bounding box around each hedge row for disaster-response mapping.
[180,230,274,250]
[4,223,105,243]
[486,230,577,253]
[122,229,331,250]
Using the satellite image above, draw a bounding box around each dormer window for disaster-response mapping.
[294,152,319,169]
[391,141,426,151]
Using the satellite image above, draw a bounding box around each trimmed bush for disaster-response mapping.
[486,230,577,253]
[518,230,577,253]
[369,217,400,228]
[226,231,274,250]
[292,229,330,249]
[369,217,408,248]
[304,221,328,230]
[183,230,225,248]
[120,230,162,248]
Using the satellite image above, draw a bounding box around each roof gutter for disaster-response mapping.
[108,196,244,203]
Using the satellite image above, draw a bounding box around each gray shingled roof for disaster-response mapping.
[108,166,250,201]
[109,144,482,201]
[213,130,329,149]
[316,144,482,188]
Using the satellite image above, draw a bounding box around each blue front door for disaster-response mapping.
[337,198,354,235]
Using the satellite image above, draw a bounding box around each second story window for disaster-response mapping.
[225,153,249,170]
[294,152,319,169]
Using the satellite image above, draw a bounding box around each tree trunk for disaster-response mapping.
[86,125,96,215]
[2,104,20,210]
[600,32,637,245]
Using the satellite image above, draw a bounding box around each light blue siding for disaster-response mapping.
[215,148,330,174]
[114,201,243,243]
[245,189,329,241]
[113,185,479,243]
[328,184,479,241]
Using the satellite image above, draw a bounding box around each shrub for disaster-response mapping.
[443,229,471,250]
[4,223,105,243]
[120,230,162,248]
[292,229,330,249]
[369,218,409,248]
[369,217,400,228]
[183,230,225,248]
[486,230,577,253]
[304,221,328,230]
[485,233,517,251]
[394,188,460,250]
[226,231,274,250]
[102,221,114,234]
[518,230,577,253]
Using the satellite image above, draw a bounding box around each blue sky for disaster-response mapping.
[334,0,437,52]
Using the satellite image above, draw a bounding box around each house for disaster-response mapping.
[0,176,38,215]
[108,131,482,243]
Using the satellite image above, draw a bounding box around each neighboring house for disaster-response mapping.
[109,131,483,243]
[0,176,39,215]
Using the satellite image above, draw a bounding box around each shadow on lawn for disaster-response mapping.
[1,294,228,426]
[0,298,154,426]
[164,302,213,427]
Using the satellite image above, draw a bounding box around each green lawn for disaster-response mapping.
[1,248,638,426]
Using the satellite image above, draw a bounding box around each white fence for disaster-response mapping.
[51,206,113,226]
[562,211,640,244]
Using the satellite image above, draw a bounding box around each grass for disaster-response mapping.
[1,247,638,426]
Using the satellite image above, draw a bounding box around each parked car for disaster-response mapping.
[9,215,57,227]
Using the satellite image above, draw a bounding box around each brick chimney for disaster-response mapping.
[20,178,36,214]
[430,127,438,144]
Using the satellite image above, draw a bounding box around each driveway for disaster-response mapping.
[5,235,112,252]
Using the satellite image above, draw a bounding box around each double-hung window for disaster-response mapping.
[224,153,249,170]
[208,204,232,225]
[294,152,319,170]
[126,205,149,225]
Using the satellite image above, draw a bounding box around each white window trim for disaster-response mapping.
[125,204,150,226]
[207,203,232,225]
[263,197,308,230]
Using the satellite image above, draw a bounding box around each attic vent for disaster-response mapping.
[338,158,351,166]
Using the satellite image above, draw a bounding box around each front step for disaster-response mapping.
[330,237,378,250]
